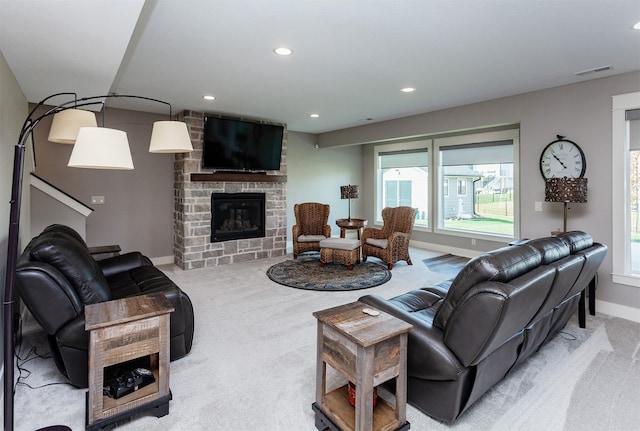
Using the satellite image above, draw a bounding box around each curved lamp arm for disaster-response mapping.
[3,92,191,431]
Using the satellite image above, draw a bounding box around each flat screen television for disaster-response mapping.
[202,116,284,171]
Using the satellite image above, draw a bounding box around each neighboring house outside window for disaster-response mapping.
[442,168,481,220]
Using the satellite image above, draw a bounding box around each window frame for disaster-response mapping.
[612,91,640,287]
[434,129,520,241]
[372,128,520,241]
[373,140,430,229]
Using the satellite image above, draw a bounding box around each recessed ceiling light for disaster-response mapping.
[274,47,293,56]
[310,113,319,118]
[203,95,215,101]
[634,21,640,30]
[401,87,416,93]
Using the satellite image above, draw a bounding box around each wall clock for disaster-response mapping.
[539,135,586,179]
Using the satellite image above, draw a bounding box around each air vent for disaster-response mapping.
[574,65,613,76]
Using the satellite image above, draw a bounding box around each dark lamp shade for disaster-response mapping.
[340,184,359,199]
[545,177,588,203]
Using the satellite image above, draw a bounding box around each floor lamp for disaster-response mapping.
[544,176,588,232]
[3,93,193,431]
[340,184,359,221]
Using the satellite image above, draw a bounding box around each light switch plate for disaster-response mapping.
[91,196,105,205]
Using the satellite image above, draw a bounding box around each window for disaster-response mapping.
[375,141,429,228]
[457,179,467,196]
[373,129,519,239]
[612,91,640,287]
[436,129,519,239]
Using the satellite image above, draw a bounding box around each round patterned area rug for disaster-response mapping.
[266,255,391,291]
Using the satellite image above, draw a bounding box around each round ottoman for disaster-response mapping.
[319,238,361,270]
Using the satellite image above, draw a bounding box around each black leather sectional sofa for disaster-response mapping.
[15,224,194,388]
[360,231,606,422]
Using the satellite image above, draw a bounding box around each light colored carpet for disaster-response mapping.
[8,248,640,430]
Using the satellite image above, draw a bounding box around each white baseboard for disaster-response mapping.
[151,255,174,266]
[410,239,480,259]
[595,300,640,323]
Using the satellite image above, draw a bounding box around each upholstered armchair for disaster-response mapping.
[362,206,418,269]
[292,202,331,258]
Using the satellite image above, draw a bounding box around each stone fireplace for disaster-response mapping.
[173,110,287,269]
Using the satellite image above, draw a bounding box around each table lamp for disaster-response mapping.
[340,185,359,221]
[544,176,588,232]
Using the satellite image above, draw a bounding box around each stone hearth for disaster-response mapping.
[173,110,287,269]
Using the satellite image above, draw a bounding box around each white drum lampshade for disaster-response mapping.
[48,109,98,144]
[148,121,193,153]
[68,127,134,170]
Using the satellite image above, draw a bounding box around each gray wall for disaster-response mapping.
[286,131,363,241]
[30,186,87,240]
[319,71,640,314]
[31,106,175,258]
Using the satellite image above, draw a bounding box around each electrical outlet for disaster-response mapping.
[534,201,542,212]
[471,239,476,245]
[91,196,105,205]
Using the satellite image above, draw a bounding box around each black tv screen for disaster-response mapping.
[202,116,283,171]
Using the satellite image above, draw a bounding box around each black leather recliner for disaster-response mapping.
[15,224,194,388]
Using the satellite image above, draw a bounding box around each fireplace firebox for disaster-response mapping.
[210,193,266,242]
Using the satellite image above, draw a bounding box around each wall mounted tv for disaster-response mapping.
[202,116,284,171]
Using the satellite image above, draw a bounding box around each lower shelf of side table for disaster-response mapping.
[314,385,410,431]
[85,390,171,431]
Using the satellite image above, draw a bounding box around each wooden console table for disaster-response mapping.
[312,301,412,431]
[85,293,174,430]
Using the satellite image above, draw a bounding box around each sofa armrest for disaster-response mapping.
[388,231,410,245]
[98,252,152,278]
[362,226,384,242]
[359,294,464,381]
[16,262,83,334]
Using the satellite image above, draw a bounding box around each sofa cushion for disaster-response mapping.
[297,234,327,242]
[365,238,388,249]
[556,230,593,253]
[434,244,542,329]
[30,235,111,305]
[523,237,570,264]
[319,238,360,250]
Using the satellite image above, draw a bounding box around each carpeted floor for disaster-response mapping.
[266,253,391,291]
[8,248,640,430]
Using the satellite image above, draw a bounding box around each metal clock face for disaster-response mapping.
[539,139,586,179]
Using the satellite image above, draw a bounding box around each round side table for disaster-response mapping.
[335,218,367,239]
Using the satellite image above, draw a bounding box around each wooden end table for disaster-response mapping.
[312,301,412,431]
[85,293,174,430]
[336,218,368,240]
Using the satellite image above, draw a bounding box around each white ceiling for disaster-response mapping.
[1,0,639,134]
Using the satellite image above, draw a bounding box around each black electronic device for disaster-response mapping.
[202,116,284,171]
[103,367,156,399]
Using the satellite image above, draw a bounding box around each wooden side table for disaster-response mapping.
[85,293,174,430]
[312,301,412,431]
[336,218,368,240]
